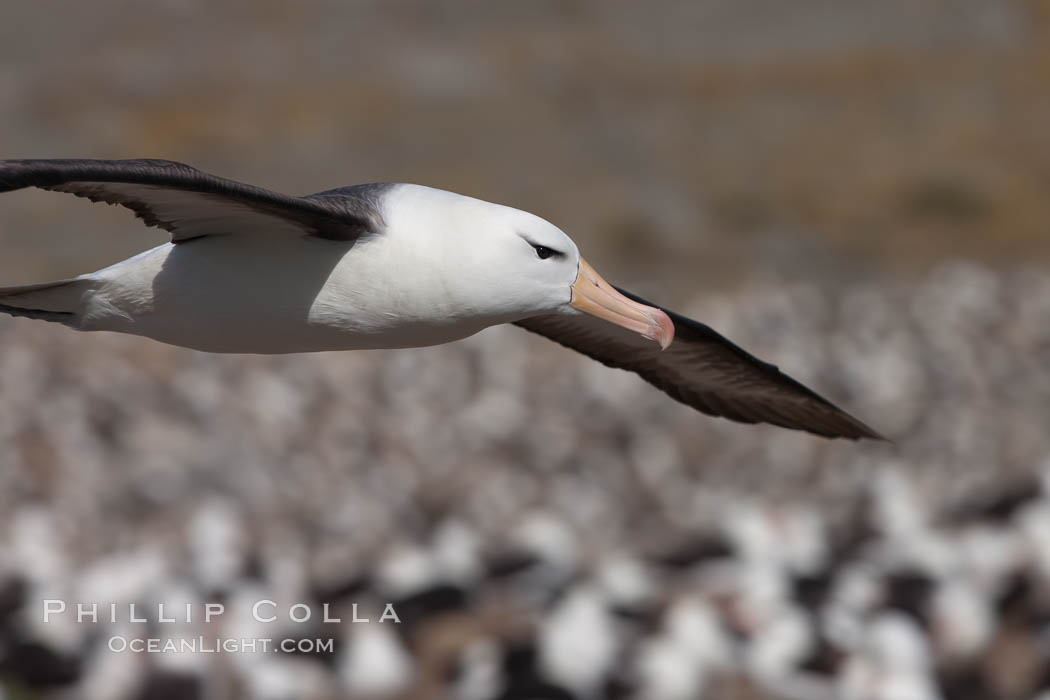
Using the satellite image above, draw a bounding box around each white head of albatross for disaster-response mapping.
[0,158,882,440]
[361,183,673,350]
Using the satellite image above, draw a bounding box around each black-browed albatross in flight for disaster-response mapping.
[0,159,881,440]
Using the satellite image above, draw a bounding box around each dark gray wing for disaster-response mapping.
[515,287,883,440]
[0,158,387,242]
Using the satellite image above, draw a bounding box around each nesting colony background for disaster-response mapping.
[2,2,1050,699]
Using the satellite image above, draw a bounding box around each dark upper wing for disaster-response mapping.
[0,158,384,242]
[514,287,883,440]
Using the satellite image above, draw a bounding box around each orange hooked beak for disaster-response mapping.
[570,258,675,349]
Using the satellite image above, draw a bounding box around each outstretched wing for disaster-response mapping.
[0,158,385,242]
[515,287,883,440]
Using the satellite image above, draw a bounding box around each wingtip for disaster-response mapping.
[841,417,890,442]
[865,429,894,444]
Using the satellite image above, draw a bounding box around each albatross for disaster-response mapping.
[0,158,881,439]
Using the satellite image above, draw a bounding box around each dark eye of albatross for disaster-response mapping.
[531,244,558,260]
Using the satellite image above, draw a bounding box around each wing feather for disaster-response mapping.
[515,287,883,440]
[0,158,381,242]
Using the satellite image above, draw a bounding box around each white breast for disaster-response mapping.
[82,231,491,354]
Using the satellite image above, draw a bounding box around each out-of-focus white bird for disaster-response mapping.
[538,585,618,697]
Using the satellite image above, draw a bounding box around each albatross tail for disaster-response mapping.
[0,278,89,326]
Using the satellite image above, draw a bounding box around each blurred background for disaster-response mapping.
[1,1,1049,698]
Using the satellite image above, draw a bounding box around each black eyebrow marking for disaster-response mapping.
[518,233,565,258]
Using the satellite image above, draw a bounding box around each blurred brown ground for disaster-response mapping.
[2,0,1049,295]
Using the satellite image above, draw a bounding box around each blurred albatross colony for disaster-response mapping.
[1,262,1049,699]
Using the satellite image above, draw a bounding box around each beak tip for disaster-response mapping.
[570,257,675,349]
[651,310,675,350]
